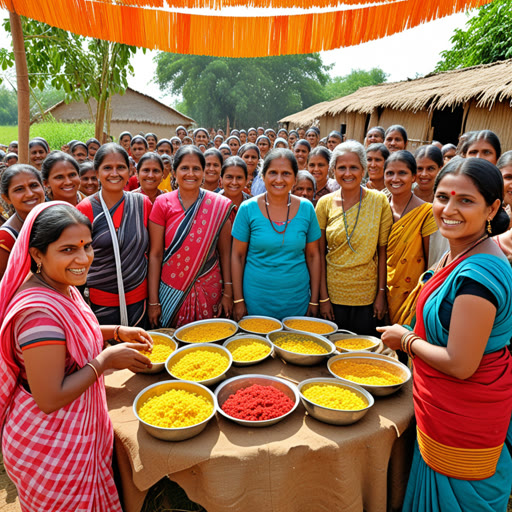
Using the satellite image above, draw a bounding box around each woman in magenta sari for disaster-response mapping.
[148,145,234,328]
[0,201,152,511]
[378,157,512,512]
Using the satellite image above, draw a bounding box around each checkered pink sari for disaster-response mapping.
[0,202,122,511]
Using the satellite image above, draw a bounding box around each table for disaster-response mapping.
[106,349,414,512]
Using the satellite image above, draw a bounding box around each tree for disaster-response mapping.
[323,68,388,101]
[0,17,139,140]
[155,53,330,127]
[435,0,512,72]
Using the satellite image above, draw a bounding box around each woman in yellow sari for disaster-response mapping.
[384,151,437,325]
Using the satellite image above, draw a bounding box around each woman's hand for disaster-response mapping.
[216,295,233,318]
[118,326,153,350]
[306,303,319,317]
[376,324,409,351]
[97,343,152,373]
[233,302,248,322]
[319,299,335,321]
[148,304,161,329]
[373,291,387,320]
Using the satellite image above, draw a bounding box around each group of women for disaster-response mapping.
[0,122,512,511]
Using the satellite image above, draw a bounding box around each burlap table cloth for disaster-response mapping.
[106,349,414,512]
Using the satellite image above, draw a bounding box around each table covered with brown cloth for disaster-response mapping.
[106,348,415,512]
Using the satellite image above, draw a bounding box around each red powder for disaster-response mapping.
[221,384,295,421]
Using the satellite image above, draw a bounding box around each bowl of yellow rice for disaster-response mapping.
[327,352,411,396]
[282,317,337,336]
[133,380,217,441]
[298,377,374,425]
[238,316,283,335]
[267,331,335,366]
[138,332,178,374]
[328,333,380,354]
[174,319,238,344]
[223,334,273,366]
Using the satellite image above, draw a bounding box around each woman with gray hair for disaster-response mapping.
[292,170,316,202]
[316,140,393,334]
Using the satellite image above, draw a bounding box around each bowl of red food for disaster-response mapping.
[215,374,300,427]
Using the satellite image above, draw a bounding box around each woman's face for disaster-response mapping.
[146,136,157,152]
[306,131,318,148]
[327,136,341,151]
[443,148,456,164]
[466,140,498,165]
[308,154,329,188]
[97,152,130,194]
[214,138,223,149]
[220,148,231,161]
[79,169,99,196]
[277,131,288,141]
[2,171,45,219]
[384,130,406,152]
[248,130,257,143]
[131,142,146,162]
[138,159,163,194]
[266,132,276,143]
[297,128,306,139]
[500,164,512,207]
[257,138,270,158]
[384,160,415,197]
[45,160,81,203]
[87,142,100,160]
[176,128,187,140]
[433,173,498,245]
[172,139,181,152]
[294,144,309,169]
[288,133,297,148]
[29,144,48,170]
[221,166,247,200]
[263,157,296,198]
[119,135,131,151]
[72,146,88,164]
[157,142,172,156]
[334,152,364,193]
[241,149,259,175]
[416,157,441,194]
[204,155,222,188]
[292,178,315,202]
[194,130,209,147]
[240,133,247,144]
[228,139,240,155]
[365,129,384,146]
[366,150,386,183]
[176,154,204,193]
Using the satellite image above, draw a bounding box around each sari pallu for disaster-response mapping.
[158,190,233,327]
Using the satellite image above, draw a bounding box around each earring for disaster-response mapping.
[36,262,42,274]
[487,219,492,235]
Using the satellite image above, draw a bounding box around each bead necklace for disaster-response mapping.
[340,186,363,253]
[265,192,291,244]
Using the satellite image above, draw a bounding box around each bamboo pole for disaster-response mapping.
[9,11,30,164]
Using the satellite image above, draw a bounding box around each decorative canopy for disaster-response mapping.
[2,0,491,57]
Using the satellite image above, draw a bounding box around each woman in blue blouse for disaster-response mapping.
[231,149,321,320]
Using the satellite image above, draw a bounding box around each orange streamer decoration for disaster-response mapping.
[1,0,492,57]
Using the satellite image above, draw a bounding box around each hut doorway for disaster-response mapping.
[431,106,464,145]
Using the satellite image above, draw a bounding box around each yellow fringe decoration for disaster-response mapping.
[2,0,492,57]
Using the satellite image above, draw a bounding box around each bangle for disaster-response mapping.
[223,294,233,298]
[148,302,161,306]
[309,302,319,306]
[401,331,420,359]
[223,282,233,285]
[86,362,100,381]
[379,288,386,291]
[114,325,121,343]
[319,298,330,303]
[233,298,245,304]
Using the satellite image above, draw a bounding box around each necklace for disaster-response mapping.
[340,187,363,252]
[436,234,489,272]
[398,193,414,219]
[264,192,291,244]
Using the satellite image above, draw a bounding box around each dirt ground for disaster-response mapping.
[0,454,20,512]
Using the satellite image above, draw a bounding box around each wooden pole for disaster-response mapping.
[9,11,30,164]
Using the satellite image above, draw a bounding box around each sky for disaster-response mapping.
[0,8,472,105]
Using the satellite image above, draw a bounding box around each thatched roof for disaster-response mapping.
[280,59,512,125]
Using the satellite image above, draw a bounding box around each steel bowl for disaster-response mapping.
[139,331,178,374]
[238,315,283,335]
[166,343,233,386]
[282,316,338,336]
[328,333,380,354]
[174,318,238,344]
[268,330,335,366]
[133,380,217,441]
[298,377,374,425]
[327,352,411,396]
[215,374,300,427]
[222,334,273,366]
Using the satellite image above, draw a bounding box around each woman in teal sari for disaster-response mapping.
[378,157,512,512]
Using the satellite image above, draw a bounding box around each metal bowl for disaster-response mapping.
[282,316,338,336]
[268,330,335,366]
[174,318,238,344]
[328,333,380,354]
[215,374,300,427]
[327,352,411,396]
[298,377,374,425]
[133,380,217,441]
[222,334,273,366]
[238,315,283,335]
[165,343,233,386]
[139,331,178,374]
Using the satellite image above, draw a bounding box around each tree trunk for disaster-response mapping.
[9,11,30,163]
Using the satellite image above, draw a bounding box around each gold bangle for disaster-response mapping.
[86,362,100,381]
[233,298,245,304]
[319,298,330,303]
[148,302,161,306]
[309,302,319,306]
[114,325,121,343]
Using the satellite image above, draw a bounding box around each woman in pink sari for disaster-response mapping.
[0,201,153,512]
[148,145,234,328]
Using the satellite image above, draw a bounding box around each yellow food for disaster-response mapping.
[284,319,333,334]
[179,322,235,343]
[170,349,230,381]
[330,360,404,385]
[303,384,368,410]
[140,335,175,362]
[239,318,281,334]
[273,333,328,354]
[138,388,213,428]
[334,338,375,351]
[227,338,271,362]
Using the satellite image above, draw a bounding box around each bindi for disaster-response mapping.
[451,191,456,196]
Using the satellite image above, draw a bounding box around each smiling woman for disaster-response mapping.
[41,151,84,206]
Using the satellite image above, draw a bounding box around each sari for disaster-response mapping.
[403,253,512,512]
[0,202,121,512]
[386,202,437,324]
[150,189,233,327]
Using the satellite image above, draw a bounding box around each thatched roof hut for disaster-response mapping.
[42,88,194,139]
[280,59,512,151]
